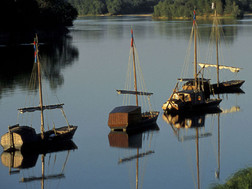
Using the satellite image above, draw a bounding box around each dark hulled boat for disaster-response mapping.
[1,35,77,152]
[162,10,221,113]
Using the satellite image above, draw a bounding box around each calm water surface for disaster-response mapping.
[0,16,252,189]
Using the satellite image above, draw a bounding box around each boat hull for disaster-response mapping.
[211,80,245,94]
[1,125,78,152]
[108,106,159,132]
[164,99,222,114]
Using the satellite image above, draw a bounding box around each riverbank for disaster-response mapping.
[78,12,252,20]
[78,13,153,17]
[153,13,239,20]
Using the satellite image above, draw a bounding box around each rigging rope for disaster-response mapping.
[180,25,194,89]
[123,41,153,112]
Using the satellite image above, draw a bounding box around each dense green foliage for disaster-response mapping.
[67,0,252,16]
[211,167,252,189]
[67,0,160,15]
[0,0,77,30]
[153,0,252,18]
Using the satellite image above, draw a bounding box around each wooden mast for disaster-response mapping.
[35,35,45,140]
[193,10,198,90]
[131,29,138,106]
[215,10,220,87]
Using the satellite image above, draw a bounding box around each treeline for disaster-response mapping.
[0,0,77,30]
[67,0,160,15]
[153,0,252,18]
[67,0,252,17]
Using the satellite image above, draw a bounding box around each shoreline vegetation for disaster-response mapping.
[68,0,252,19]
[211,167,252,189]
[0,0,77,31]
[1,0,252,31]
[77,12,252,20]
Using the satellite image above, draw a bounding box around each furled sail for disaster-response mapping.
[20,173,65,182]
[18,103,64,113]
[116,90,153,96]
[198,63,242,73]
[177,78,210,82]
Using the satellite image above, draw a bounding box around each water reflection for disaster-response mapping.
[108,125,159,189]
[1,140,77,189]
[163,99,242,189]
[163,112,219,189]
[72,17,239,44]
[0,32,78,98]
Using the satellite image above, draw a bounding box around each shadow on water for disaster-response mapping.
[108,124,159,189]
[1,140,77,188]
[163,93,243,189]
[0,31,79,98]
[163,112,218,189]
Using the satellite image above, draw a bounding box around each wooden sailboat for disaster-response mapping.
[198,64,245,94]
[1,35,77,152]
[199,6,245,94]
[162,10,222,113]
[108,29,159,132]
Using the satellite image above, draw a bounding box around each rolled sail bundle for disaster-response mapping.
[18,103,64,113]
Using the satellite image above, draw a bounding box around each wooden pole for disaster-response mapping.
[193,11,198,90]
[35,35,45,140]
[215,10,220,87]
[131,29,138,106]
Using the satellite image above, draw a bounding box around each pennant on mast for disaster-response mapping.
[34,40,37,63]
[193,10,196,25]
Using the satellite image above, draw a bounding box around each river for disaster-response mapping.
[0,15,251,189]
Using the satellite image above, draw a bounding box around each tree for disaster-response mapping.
[106,0,123,15]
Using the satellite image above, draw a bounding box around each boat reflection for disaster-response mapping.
[0,33,78,99]
[163,112,219,189]
[1,140,77,189]
[163,103,241,188]
[108,124,159,189]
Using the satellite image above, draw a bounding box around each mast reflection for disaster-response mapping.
[1,140,77,189]
[108,124,159,189]
[163,111,219,189]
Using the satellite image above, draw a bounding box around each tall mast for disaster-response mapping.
[215,10,220,87]
[35,35,45,140]
[193,10,198,89]
[131,29,138,106]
